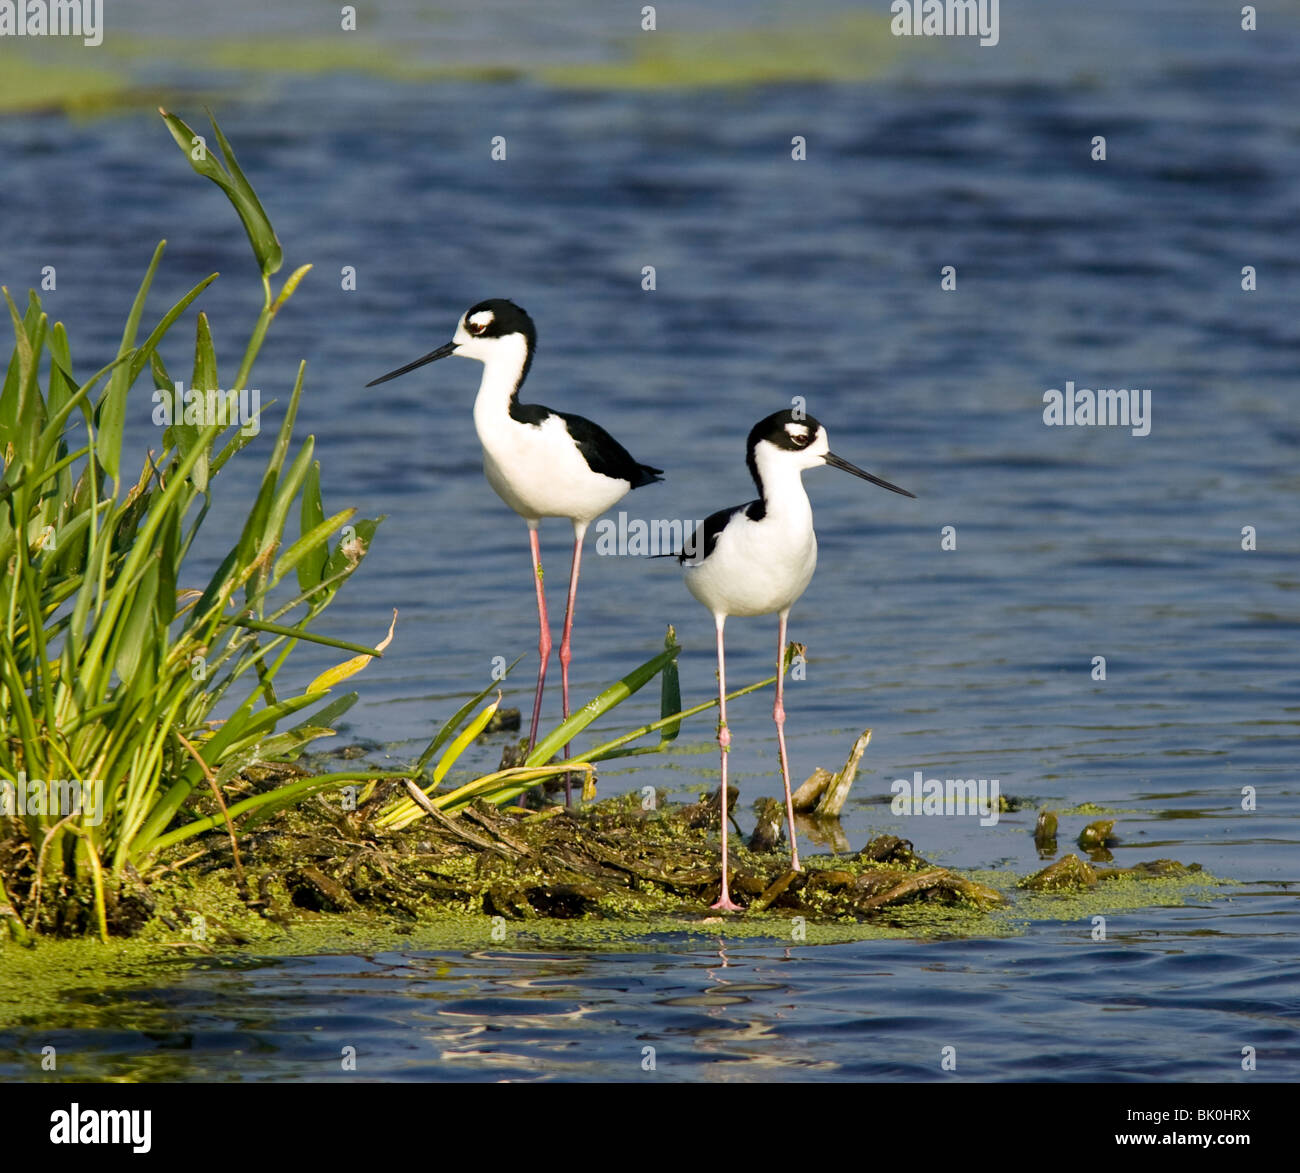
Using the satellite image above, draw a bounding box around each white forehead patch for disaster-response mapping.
[468,310,495,331]
[785,422,811,440]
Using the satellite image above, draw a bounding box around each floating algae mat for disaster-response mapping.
[0,10,906,115]
[1,784,1225,977]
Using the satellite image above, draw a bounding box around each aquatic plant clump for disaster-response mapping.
[0,110,398,941]
[33,780,1211,950]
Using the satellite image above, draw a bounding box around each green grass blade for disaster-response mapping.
[97,241,165,482]
[584,671,778,763]
[412,655,523,776]
[525,640,681,767]
[658,624,682,744]
[296,460,327,592]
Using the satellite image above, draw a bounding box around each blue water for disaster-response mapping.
[1,0,1297,1080]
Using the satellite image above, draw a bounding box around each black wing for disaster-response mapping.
[678,500,765,564]
[512,402,663,488]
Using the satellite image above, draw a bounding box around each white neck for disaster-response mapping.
[753,449,813,521]
[470,334,530,428]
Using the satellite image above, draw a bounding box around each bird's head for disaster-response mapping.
[450,299,536,363]
[746,409,915,498]
[366,298,536,388]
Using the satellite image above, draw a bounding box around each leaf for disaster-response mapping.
[209,403,267,474]
[98,241,165,482]
[290,690,358,735]
[306,609,397,695]
[186,310,218,491]
[585,669,778,763]
[412,655,523,776]
[251,725,335,759]
[377,697,504,829]
[127,273,219,387]
[1,287,47,467]
[160,108,283,277]
[155,504,180,628]
[271,264,313,314]
[133,691,326,855]
[256,433,315,585]
[432,696,500,787]
[525,640,681,767]
[46,321,73,425]
[658,624,682,744]
[236,363,307,594]
[113,558,160,683]
[312,516,383,606]
[233,618,387,657]
[147,770,410,850]
[295,460,327,592]
[274,506,354,589]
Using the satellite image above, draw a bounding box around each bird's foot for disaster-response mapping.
[710,895,743,912]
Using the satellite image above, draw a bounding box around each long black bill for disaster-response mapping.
[824,452,916,498]
[365,341,457,387]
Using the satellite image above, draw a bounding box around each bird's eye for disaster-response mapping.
[466,320,487,336]
[787,427,811,447]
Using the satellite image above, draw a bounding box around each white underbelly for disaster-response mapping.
[478,416,630,525]
[684,522,817,619]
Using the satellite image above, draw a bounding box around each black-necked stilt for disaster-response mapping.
[367,300,663,792]
[678,409,914,910]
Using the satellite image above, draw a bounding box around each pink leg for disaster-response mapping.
[711,616,741,911]
[774,610,800,872]
[526,526,551,756]
[557,531,584,805]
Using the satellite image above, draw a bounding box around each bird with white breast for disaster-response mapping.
[368,299,663,796]
[677,409,914,911]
